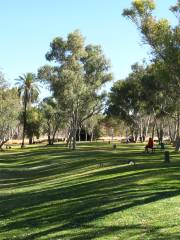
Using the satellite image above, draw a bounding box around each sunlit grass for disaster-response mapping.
[0,142,179,239]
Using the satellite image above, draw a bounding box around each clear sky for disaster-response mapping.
[0,0,177,97]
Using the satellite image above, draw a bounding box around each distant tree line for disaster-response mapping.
[0,0,179,150]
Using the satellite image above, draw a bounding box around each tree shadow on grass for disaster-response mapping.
[1,187,179,240]
[0,149,178,192]
[0,143,179,239]
[0,172,179,239]
[59,224,180,240]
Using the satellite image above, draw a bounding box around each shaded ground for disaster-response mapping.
[0,142,179,240]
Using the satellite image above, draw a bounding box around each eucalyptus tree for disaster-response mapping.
[107,63,148,140]
[38,30,112,149]
[100,116,126,141]
[16,73,39,147]
[0,73,20,149]
[122,0,180,138]
[122,0,180,88]
[82,114,102,142]
[40,97,65,145]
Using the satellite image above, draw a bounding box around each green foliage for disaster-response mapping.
[0,74,20,146]
[122,0,180,93]
[122,0,180,139]
[100,116,126,137]
[132,0,155,15]
[106,60,180,141]
[107,63,144,127]
[83,114,103,140]
[38,30,112,149]
[16,73,39,105]
[40,97,66,144]
[25,107,42,140]
[170,0,180,19]
[16,72,39,147]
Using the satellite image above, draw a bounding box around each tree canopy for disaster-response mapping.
[38,30,112,149]
[0,72,20,149]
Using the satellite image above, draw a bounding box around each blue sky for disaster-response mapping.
[0,0,177,97]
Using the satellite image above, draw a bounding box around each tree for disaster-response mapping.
[16,73,39,147]
[40,97,65,145]
[170,0,180,21]
[38,30,112,149]
[107,62,168,142]
[122,0,180,139]
[82,114,102,142]
[25,107,42,144]
[122,0,179,81]
[107,63,147,140]
[0,72,20,150]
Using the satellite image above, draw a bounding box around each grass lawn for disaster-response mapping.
[0,142,179,240]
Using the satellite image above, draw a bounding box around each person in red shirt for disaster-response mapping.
[145,137,154,153]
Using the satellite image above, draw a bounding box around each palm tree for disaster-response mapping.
[16,73,39,148]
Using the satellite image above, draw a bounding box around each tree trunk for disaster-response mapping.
[91,129,94,142]
[159,127,163,144]
[72,110,78,150]
[134,131,138,142]
[69,133,72,149]
[72,128,76,150]
[47,121,52,145]
[85,131,88,141]
[52,133,55,145]
[72,117,77,150]
[139,118,143,142]
[48,134,52,145]
[66,130,71,148]
[152,122,155,140]
[29,137,33,144]
[177,113,180,138]
[168,120,173,143]
[78,127,81,142]
[0,139,9,151]
[130,128,134,142]
[126,129,128,143]
[21,101,27,148]
[67,130,73,149]
[156,127,160,144]
[52,126,58,145]
[145,115,151,137]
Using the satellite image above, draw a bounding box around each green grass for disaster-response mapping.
[0,142,179,240]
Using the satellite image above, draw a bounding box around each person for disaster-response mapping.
[145,137,154,153]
